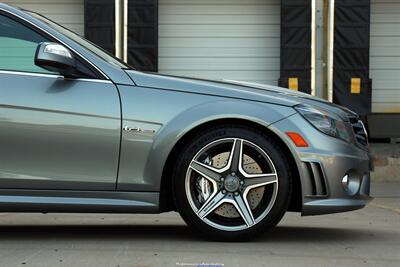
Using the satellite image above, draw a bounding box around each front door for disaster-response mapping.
[0,13,121,190]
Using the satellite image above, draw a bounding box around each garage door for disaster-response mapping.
[370,0,400,113]
[3,0,84,36]
[158,0,281,85]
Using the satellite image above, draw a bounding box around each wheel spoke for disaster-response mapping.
[244,173,278,190]
[190,161,222,183]
[197,191,226,219]
[232,194,255,227]
[227,139,243,173]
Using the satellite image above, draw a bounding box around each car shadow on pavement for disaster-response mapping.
[0,224,383,243]
[259,226,379,243]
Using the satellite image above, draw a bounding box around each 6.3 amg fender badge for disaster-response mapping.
[123,126,156,134]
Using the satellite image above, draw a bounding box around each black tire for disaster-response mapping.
[172,124,292,241]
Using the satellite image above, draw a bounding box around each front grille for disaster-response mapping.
[349,117,369,148]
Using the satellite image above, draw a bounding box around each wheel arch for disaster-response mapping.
[158,118,303,213]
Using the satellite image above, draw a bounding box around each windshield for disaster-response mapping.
[27,11,131,70]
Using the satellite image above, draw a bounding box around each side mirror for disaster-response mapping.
[35,42,77,78]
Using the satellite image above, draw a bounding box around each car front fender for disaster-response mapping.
[145,100,296,191]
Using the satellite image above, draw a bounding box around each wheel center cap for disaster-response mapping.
[224,175,240,192]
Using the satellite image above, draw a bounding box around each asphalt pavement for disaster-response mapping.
[0,182,398,267]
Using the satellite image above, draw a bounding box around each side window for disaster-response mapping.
[0,14,55,74]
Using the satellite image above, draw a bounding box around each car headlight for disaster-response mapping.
[295,104,353,142]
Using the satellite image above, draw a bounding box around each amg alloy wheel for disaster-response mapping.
[186,137,278,231]
[173,126,291,241]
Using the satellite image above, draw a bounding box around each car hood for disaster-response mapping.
[125,71,357,121]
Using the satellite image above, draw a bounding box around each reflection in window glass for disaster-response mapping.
[0,14,54,74]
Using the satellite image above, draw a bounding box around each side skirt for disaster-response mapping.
[0,190,159,213]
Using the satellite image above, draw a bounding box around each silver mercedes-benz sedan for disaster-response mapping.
[0,4,372,241]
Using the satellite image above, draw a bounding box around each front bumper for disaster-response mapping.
[302,171,372,216]
[270,113,373,216]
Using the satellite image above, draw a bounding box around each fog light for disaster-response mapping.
[341,173,361,196]
[342,175,349,187]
